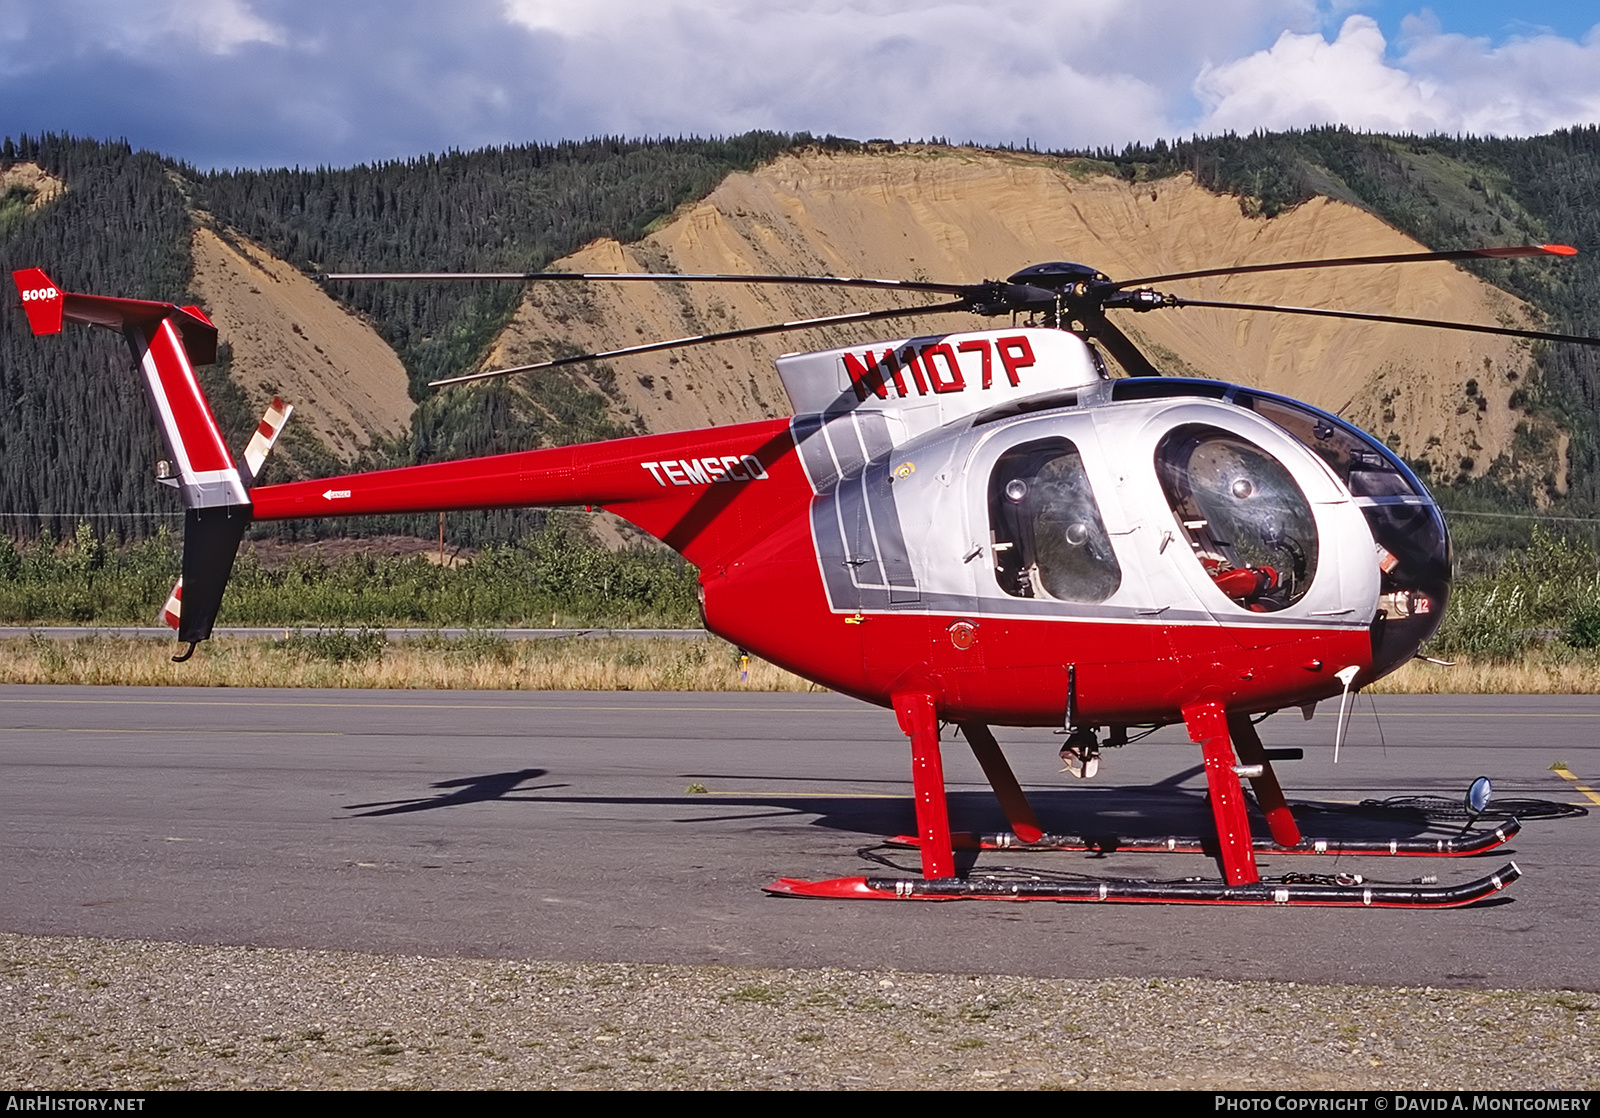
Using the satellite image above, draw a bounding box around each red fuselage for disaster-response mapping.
[252,411,1378,728]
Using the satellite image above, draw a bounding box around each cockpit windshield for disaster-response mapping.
[1112,377,1451,666]
[1233,388,1451,670]
[1237,392,1419,499]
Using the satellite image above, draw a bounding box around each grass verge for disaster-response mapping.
[1370,653,1600,694]
[0,634,815,691]
[2,632,1599,693]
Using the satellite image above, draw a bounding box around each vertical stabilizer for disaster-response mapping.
[127,314,250,510]
[12,268,255,655]
[13,268,64,335]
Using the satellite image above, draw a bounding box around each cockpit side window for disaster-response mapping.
[1156,424,1319,611]
[989,438,1121,603]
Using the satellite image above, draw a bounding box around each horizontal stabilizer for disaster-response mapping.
[13,267,64,335]
[11,267,218,367]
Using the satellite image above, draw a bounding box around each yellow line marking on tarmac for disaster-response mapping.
[1350,712,1600,718]
[696,790,905,800]
[1551,764,1600,807]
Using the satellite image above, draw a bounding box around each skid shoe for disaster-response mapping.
[765,863,1521,907]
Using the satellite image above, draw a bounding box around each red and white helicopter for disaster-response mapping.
[14,242,1600,907]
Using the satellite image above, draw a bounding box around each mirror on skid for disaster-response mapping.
[1462,776,1494,834]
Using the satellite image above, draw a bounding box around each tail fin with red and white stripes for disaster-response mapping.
[11,267,280,657]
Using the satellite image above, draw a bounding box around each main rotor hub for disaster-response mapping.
[1005,261,1111,290]
[991,262,1142,324]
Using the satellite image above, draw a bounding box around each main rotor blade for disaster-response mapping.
[1163,297,1600,347]
[1114,244,1578,290]
[327,270,976,297]
[429,299,972,387]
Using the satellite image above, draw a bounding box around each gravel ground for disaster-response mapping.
[2,933,1595,1091]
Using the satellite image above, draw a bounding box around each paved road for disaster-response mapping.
[1,686,1595,989]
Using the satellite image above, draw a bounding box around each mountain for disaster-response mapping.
[2,128,1598,549]
[0,133,796,542]
[485,146,1555,496]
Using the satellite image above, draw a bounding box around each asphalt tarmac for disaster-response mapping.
[2,685,1596,990]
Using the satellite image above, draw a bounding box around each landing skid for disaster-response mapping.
[766,862,1522,907]
[822,694,1528,908]
[887,819,1521,858]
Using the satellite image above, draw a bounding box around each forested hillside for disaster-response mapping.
[0,132,800,541]
[196,132,798,543]
[0,136,195,540]
[197,133,796,405]
[3,127,1599,554]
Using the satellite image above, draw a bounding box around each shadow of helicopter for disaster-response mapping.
[344,768,564,817]
[339,763,1492,854]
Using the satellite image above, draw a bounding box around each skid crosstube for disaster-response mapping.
[766,861,1521,907]
[887,819,1521,858]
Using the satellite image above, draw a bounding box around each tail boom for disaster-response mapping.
[249,418,804,569]
[14,266,813,644]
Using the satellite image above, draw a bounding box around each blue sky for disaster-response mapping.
[1,2,1596,170]
[1360,0,1597,42]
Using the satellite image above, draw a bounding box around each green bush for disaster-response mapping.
[1565,606,1600,650]
[0,518,698,628]
[1426,526,1600,660]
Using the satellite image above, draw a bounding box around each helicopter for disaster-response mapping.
[13,240,1600,908]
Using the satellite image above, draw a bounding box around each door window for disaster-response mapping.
[989,438,1121,602]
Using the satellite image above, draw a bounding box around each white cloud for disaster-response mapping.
[3,1,1599,168]
[183,0,286,53]
[498,0,1316,150]
[1195,13,1600,136]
